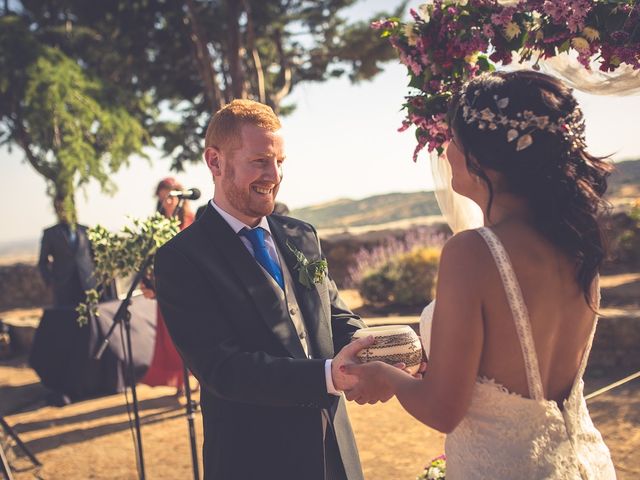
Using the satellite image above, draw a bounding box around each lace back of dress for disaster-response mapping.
[475,227,545,401]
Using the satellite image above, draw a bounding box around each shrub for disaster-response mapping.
[359,247,441,308]
[347,226,447,288]
[604,201,640,268]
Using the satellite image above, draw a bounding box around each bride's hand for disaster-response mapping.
[331,335,376,391]
[341,361,396,405]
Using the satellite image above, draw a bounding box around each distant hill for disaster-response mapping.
[291,158,640,229]
[0,161,637,263]
[0,238,39,265]
[290,191,442,229]
[609,158,640,199]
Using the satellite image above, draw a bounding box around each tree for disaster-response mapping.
[0,12,150,221]
[1,0,403,217]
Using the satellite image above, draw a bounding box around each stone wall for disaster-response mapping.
[0,263,52,311]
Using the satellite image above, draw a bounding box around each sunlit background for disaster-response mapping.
[2,0,640,246]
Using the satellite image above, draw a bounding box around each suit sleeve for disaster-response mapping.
[328,276,366,352]
[38,230,52,286]
[155,243,336,409]
[311,226,366,352]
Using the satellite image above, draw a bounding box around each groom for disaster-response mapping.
[155,99,367,480]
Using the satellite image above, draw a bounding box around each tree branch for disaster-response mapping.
[225,0,245,99]
[271,28,292,111]
[242,0,265,103]
[184,0,224,111]
[13,118,56,181]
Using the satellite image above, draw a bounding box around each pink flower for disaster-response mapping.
[379,0,638,164]
[491,7,515,27]
[397,120,411,132]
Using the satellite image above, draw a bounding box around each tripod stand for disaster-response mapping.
[182,364,200,480]
[93,242,157,480]
[94,194,201,480]
[0,417,41,480]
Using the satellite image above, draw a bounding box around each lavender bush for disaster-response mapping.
[347,226,448,288]
[348,226,450,308]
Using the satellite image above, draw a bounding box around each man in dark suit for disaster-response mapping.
[155,100,370,480]
[38,200,97,307]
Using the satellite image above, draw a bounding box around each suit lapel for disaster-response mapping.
[268,218,335,358]
[200,206,307,359]
[56,224,74,252]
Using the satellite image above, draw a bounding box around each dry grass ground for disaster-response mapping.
[2,278,639,479]
[1,355,638,480]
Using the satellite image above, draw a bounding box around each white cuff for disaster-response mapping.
[325,360,341,396]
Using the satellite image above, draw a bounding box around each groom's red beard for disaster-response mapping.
[222,162,279,219]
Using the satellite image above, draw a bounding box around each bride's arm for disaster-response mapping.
[344,231,486,433]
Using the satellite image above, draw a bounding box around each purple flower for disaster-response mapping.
[482,24,494,39]
[490,7,515,27]
[611,31,630,44]
[375,0,639,164]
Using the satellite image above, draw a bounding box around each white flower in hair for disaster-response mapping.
[460,88,587,153]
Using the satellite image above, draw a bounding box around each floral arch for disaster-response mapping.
[374,0,640,231]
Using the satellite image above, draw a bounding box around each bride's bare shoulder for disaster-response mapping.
[439,229,493,274]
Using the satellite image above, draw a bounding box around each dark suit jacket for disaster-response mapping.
[38,223,97,306]
[155,205,366,480]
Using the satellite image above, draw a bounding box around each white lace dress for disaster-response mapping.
[419,227,616,479]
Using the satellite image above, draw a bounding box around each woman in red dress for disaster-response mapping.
[140,177,195,394]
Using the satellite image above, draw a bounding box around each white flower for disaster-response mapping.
[404,22,418,46]
[479,108,495,121]
[571,37,590,52]
[582,27,600,42]
[427,466,444,479]
[418,4,431,23]
[503,22,521,40]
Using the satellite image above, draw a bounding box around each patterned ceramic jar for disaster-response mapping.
[352,325,423,375]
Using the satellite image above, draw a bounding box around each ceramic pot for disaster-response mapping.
[352,325,423,375]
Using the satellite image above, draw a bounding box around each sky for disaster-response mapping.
[2,0,640,245]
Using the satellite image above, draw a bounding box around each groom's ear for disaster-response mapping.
[204,146,223,177]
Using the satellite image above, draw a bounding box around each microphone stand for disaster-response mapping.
[93,239,157,480]
[171,198,201,480]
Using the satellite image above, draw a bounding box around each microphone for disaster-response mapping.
[168,188,201,200]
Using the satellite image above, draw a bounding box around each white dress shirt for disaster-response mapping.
[210,200,340,396]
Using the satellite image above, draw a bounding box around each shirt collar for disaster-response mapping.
[210,200,272,236]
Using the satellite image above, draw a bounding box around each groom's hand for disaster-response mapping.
[331,336,375,391]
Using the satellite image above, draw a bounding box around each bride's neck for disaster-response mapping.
[482,193,533,227]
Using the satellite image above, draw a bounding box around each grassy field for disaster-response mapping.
[1,352,638,479]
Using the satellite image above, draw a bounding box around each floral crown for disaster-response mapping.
[460,88,587,153]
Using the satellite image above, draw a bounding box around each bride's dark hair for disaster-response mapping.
[447,70,612,308]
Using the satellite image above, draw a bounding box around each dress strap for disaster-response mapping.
[475,227,545,401]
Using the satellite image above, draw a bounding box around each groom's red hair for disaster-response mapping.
[205,99,281,152]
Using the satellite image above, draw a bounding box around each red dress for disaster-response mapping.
[141,212,194,389]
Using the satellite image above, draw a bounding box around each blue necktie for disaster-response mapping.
[240,227,284,289]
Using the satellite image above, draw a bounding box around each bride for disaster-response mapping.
[340,70,617,479]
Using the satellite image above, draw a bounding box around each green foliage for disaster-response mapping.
[76,213,180,326]
[0,14,151,221]
[3,1,402,212]
[604,200,640,269]
[4,1,403,170]
[24,47,149,186]
[359,247,440,308]
[617,202,640,264]
[286,240,328,289]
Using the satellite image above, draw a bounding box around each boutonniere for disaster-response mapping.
[286,240,328,289]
